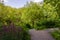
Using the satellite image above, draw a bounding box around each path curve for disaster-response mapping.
[29,29,56,40]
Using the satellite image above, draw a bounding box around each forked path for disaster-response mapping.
[29,29,55,40]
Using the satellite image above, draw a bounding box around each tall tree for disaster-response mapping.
[44,0,60,18]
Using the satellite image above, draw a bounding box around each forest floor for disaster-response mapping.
[29,28,59,40]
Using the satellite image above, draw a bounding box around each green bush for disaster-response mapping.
[51,30,60,40]
[42,20,56,28]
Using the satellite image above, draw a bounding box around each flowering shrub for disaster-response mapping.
[0,22,30,40]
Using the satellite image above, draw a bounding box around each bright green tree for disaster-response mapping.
[21,2,58,29]
[44,0,60,18]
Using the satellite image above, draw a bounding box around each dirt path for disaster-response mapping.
[29,29,56,40]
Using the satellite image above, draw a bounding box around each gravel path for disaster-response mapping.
[29,29,57,40]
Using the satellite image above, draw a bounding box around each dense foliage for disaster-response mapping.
[0,1,60,29]
[21,2,59,29]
